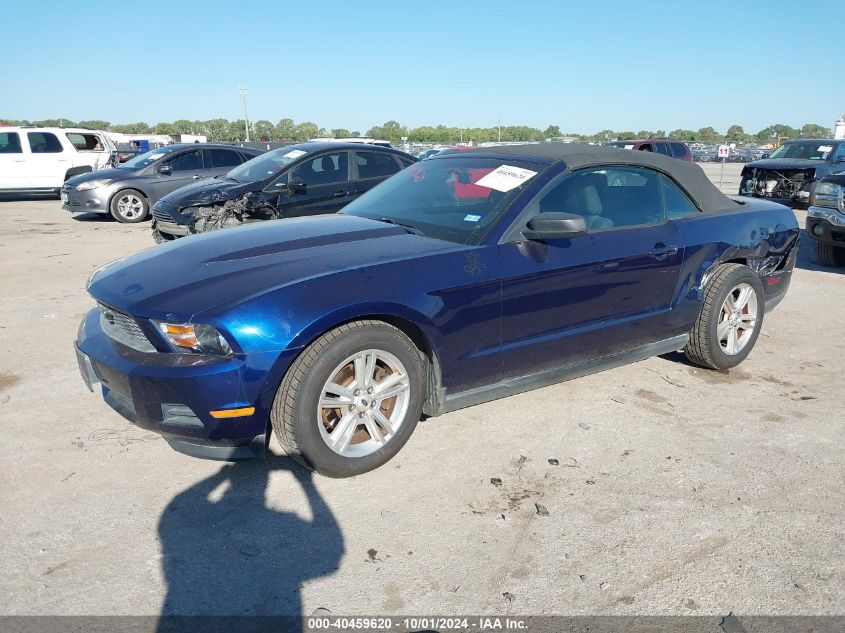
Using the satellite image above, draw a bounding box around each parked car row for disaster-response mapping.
[61,144,264,222]
[151,142,416,239]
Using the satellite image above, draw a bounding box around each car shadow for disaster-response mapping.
[794,228,845,275]
[0,192,59,202]
[156,454,344,633]
[70,212,115,223]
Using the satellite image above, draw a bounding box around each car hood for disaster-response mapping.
[66,167,135,185]
[157,177,259,208]
[745,158,827,171]
[88,214,462,320]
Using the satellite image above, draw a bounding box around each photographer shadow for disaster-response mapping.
[156,455,343,632]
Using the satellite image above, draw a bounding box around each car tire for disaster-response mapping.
[110,189,149,223]
[271,320,425,477]
[684,263,765,370]
[814,241,845,267]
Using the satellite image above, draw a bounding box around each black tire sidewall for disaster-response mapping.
[110,189,149,223]
[289,326,425,477]
[703,268,765,369]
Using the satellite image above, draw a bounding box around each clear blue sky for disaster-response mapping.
[2,0,843,134]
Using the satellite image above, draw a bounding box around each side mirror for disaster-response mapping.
[289,181,307,194]
[761,153,769,159]
[522,212,587,241]
[156,164,172,175]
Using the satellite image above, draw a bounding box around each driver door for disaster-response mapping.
[497,166,685,380]
[150,148,205,199]
[274,151,355,218]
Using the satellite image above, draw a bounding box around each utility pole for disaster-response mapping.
[239,87,250,142]
[498,117,501,143]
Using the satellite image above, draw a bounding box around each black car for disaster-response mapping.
[62,144,264,223]
[806,173,845,266]
[739,139,845,207]
[151,142,417,242]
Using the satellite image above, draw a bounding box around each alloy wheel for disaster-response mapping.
[717,282,758,355]
[317,349,411,457]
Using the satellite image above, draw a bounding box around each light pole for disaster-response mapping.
[239,86,250,142]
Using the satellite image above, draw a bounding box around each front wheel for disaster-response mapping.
[271,320,425,477]
[814,241,845,267]
[110,189,149,223]
[684,263,764,370]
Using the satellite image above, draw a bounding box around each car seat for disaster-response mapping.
[545,173,614,230]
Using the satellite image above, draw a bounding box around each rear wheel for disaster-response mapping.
[110,189,149,223]
[685,264,764,370]
[814,241,845,267]
[271,320,425,477]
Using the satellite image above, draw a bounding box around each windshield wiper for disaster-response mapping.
[376,217,423,236]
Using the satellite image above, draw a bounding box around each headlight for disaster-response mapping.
[154,321,233,355]
[812,182,844,211]
[76,179,112,191]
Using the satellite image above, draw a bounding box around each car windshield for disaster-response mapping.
[341,156,544,244]
[118,146,180,169]
[768,141,835,161]
[226,146,309,183]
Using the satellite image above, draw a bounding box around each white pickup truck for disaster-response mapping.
[0,127,116,195]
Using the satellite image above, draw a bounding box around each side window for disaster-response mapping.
[27,132,63,153]
[290,152,348,186]
[537,166,663,231]
[66,133,104,152]
[398,157,415,168]
[660,174,699,219]
[0,132,22,153]
[165,149,203,171]
[654,142,672,156]
[670,143,689,158]
[832,144,845,162]
[207,148,243,168]
[356,151,401,179]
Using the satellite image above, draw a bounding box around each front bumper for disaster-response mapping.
[806,207,845,246]
[75,308,288,460]
[152,200,191,237]
[61,185,111,214]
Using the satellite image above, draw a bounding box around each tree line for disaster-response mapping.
[0,117,833,146]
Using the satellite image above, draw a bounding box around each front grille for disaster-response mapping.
[98,303,157,352]
[153,209,176,223]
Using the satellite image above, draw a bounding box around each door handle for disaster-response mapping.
[332,190,349,198]
[192,175,202,179]
[649,243,679,258]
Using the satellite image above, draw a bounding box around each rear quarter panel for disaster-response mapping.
[671,198,799,328]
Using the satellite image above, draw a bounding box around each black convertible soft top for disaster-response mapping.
[463,143,742,213]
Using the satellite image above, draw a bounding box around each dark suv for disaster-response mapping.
[151,142,416,242]
[607,139,693,161]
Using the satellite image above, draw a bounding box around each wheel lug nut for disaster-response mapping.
[367,387,373,394]
[358,412,364,418]
[354,389,361,396]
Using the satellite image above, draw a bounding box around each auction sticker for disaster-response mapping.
[284,149,307,159]
[818,145,833,153]
[474,165,537,192]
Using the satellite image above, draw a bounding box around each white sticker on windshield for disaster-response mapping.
[149,153,165,160]
[463,214,481,222]
[624,144,635,150]
[818,145,833,153]
[284,149,307,159]
[474,165,537,192]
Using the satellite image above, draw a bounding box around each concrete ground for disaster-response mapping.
[0,163,842,619]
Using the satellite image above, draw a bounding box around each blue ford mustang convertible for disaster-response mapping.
[76,144,799,477]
